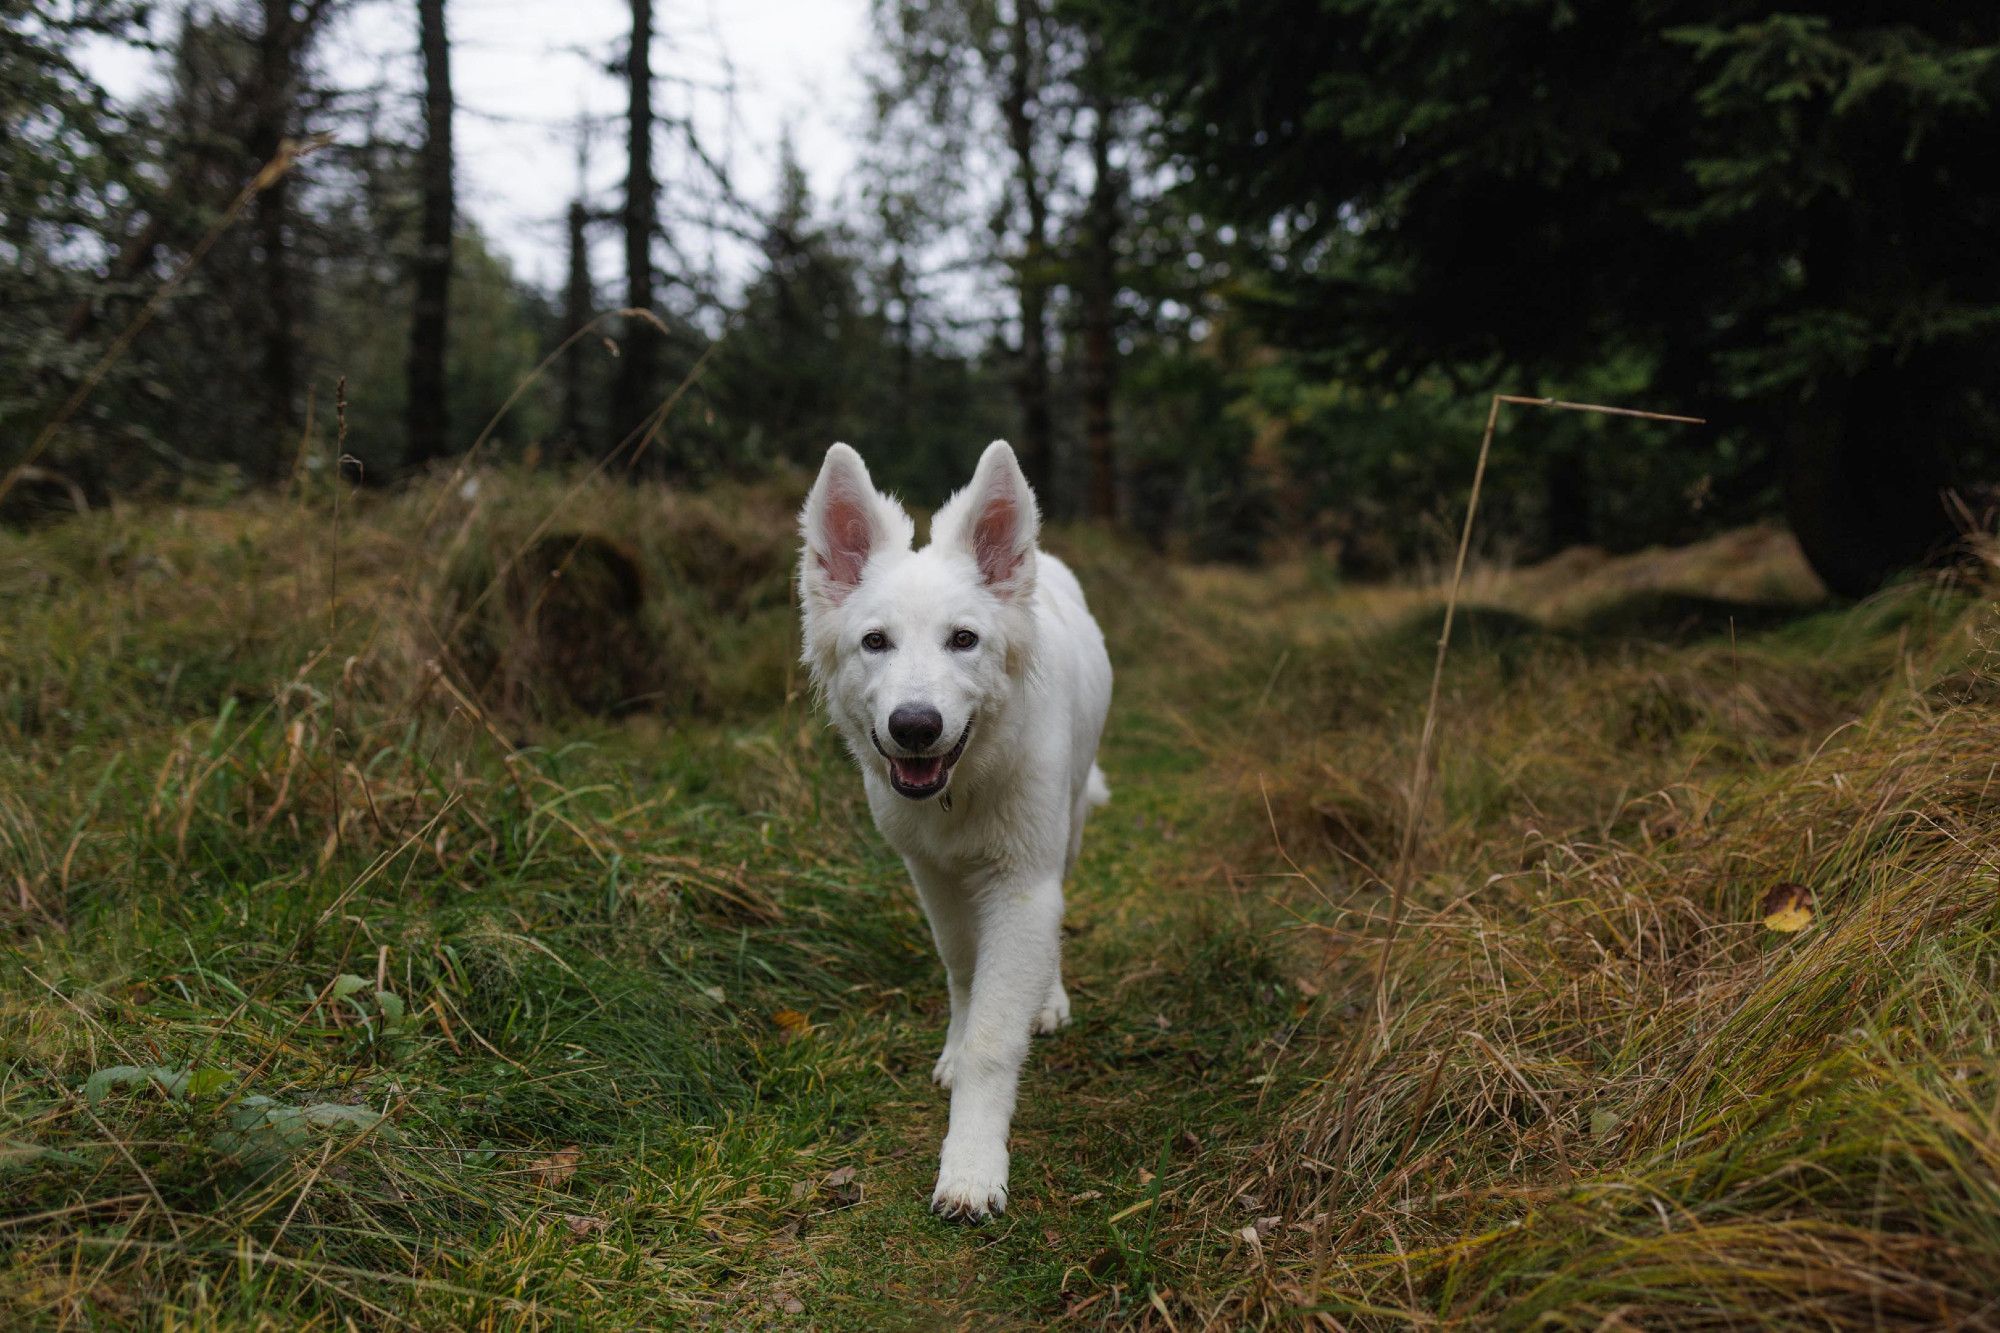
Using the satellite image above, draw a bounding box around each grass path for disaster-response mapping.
[0,490,1319,1327]
[745,718,1312,1328]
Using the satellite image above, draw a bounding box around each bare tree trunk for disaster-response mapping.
[404,0,455,470]
[561,199,592,454]
[889,250,915,452]
[1080,81,1120,523]
[1000,0,1054,499]
[612,0,659,460]
[249,0,301,456]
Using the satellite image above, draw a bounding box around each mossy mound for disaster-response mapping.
[429,478,803,724]
[442,532,673,718]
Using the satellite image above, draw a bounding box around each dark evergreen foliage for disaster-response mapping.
[1078,0,2000,587]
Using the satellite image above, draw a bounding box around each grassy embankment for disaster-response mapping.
[3,471,1998,1327]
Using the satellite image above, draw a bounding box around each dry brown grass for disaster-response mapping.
[1113,540,2000,1327]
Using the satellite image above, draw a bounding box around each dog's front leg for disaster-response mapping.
[930,878,1062,1222]
[910,866,976,1089]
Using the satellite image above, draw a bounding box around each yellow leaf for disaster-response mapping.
[1761,881,1815,933]
[770,1008,811,1039]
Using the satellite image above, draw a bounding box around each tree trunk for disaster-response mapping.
[1000,0,1054,499]
[1782,209,1959,595]
[891,252,915,453]
[1783,356,1955,597]
[1080,80,1120,523]
[249,0,301,456]
[612,0,659,459]
[404,0,455,470]
[560,199,592,455]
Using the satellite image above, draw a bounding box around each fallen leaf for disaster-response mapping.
[1293,976,1322,999]
[561,1212,609,1239]
[1761,881,1815,933]
[770,1008,812,1039]
[1137,1167,1156,1186]
[1253,1214,1282,1237]
[528,1146,582,1189]
[821,1165,862,1207]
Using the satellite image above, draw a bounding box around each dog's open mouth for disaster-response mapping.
[874,720,973,800]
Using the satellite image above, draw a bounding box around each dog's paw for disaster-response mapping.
[930,1047,958,1090]
[930,1141,1009,1223]
[1035,984,1071,1035]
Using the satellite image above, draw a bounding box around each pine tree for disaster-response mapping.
[403,0,455,469]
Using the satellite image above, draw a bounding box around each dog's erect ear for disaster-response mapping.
[799,443,912,606]
[937,440,1039,598]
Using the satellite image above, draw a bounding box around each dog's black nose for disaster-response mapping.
[888,704,945,752]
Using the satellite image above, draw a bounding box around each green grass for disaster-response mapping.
[3,478,1998,1327]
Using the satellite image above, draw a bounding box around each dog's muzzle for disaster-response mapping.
[871,719,973,800]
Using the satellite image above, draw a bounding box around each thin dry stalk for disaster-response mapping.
[416,305,671,533]
[1374,393,1706,1039]
[438,336,723,652]
[329,378,351,859]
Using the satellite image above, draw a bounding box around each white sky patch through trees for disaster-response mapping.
[80,0,873,296]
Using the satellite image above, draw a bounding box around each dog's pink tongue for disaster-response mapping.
[894,755,944,786]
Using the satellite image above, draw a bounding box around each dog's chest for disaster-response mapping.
[868,777,1054,881]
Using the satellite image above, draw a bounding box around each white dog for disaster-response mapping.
[797,440,1113,1221]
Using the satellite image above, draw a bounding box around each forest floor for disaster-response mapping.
[4,473,2000,1329]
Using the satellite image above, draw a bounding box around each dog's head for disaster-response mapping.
[798,441,1040,800]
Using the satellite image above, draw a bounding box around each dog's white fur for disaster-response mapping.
[798,440,1113,1221]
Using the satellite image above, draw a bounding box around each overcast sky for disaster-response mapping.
[85,0,875,293]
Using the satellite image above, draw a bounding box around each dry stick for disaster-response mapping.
[0,1195,152,1232]
[0,136,332,509]
[329,378,351,862]
[1372,393,1706,1042]
[79,1103,183,1243]
[310,792,463,934]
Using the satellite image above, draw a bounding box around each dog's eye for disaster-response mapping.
[861,631,889,652]
[950,629,979,651]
